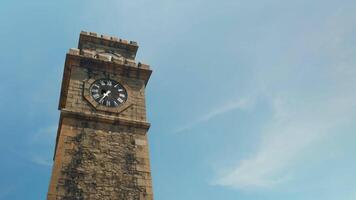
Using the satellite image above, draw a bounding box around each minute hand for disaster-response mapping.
[99,90,111,102]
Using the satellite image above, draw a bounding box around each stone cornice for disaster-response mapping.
[61,108,151,129]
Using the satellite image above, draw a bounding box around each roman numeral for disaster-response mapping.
[114,101,119,107]
[119,93,126,98]
[93,84,100,88]
[117,98,124,103]
[93,94,100,99]
[118,88,123,92]
[106,101,111,107]
[99,98,104,104]
[107,81,112,86]
[91,89,99,93]
[100,80,106,86]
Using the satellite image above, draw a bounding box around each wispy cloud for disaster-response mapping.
[212,8,356,190]
[28,126,57,167]
[30,155,53,167]
[213,94,356,189]
[174,97,254,133]
[29,126,57,144]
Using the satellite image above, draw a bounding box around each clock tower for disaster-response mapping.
[47,31,153,200]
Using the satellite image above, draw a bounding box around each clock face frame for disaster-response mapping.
[90,79,128,108]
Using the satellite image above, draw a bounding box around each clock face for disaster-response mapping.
[90,79,128,107]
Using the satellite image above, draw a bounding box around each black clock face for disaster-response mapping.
[90,79,128,107]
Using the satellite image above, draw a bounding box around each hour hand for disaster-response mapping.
[99,91,111,103]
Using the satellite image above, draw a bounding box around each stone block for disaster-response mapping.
[101,34,111,40]
[137,62,150,69]
[135,139,146,146]
[121,39,129,44]
[112,56,124,65]
[136,164,150,172]
[82,49,96,58]
[111,36,119,41]
[130,41,138,46]
[137,178,152,186]
[68,48,80,55]
[81,31,89,35]
[126,59,136,67]
[89,32,98,37]
[97,53,112,62]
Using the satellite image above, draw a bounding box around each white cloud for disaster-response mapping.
[28,126,57,167]
[174,97,254,133]
[214,94,356,189]
[212,6,356,190]
[30,155,53,167]
[29,125,57,144]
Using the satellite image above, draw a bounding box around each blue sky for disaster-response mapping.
[1,0,356,199]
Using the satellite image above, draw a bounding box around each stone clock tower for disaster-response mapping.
[47,31,153,200]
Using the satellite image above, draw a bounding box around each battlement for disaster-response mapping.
[78,31,139,60]
[68,47,150,70]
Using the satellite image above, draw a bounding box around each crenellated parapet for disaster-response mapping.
[78,31,139,60]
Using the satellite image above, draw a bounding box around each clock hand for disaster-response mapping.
[105,90,111,97]
[99,90,111,102]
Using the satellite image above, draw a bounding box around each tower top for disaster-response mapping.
[79,31,139,59]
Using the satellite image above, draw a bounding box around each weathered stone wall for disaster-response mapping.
[48,117,153,200]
